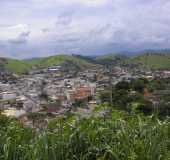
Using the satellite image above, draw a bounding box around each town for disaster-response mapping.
[0,61,170,128]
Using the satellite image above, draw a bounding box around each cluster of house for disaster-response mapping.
[152,70,170,79]
[3,64,167,127]
[133,70,170,80]
[0,69,97,123]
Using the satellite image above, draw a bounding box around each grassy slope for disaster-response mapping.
[27,55,98,69]
[29,55,92,67]
[5,59,32,74]
[0,55,99,74]
[126,53,170,70]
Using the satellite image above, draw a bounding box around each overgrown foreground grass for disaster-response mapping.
[0,108,169,160]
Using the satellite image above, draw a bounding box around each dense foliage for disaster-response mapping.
[0,105,169,160]
[100,78,170,116]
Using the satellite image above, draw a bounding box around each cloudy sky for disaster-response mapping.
[0,0,170,59]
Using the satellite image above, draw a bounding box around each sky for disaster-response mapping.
[0,0,170,59]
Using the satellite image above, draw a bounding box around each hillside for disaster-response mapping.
[5,59,32,74]
[125,53,170,70]
[1,53,170,74]
[0,58,32,74]
[0,55,99,74]
[26,55,99,70]
[95,54,128,65]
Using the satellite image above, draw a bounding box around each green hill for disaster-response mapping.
[96,54,128,65]
[0,58,32,74]
[27,55,97,68]
[5,59,32,74]
[1,53,170,74]
[0,55,99,74]
[125,53,170,70]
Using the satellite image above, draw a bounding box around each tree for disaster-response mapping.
[115,81,130,91]
[137,100,153,115]
[131,79,146,93]
[100,90,112,104]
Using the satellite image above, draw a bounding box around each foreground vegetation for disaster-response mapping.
[0,104,169,160]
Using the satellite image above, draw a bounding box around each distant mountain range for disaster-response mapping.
[0,52,170,74]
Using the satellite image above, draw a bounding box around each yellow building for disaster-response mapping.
[2,108,26,118]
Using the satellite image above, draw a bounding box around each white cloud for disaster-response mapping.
[30,0,108,7]
[71,0,108,6]
[0,24,29,41]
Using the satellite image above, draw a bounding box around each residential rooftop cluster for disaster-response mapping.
[0,64,170,128]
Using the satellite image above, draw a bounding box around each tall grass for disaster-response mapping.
[0,109,169,160]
